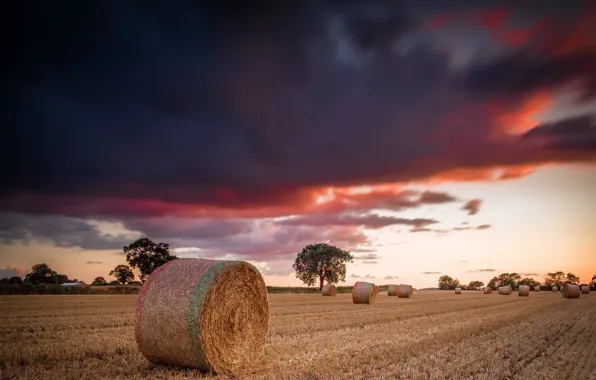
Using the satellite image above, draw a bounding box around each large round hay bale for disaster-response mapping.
[534,286,540,292]
[483,287,492,294]
[352,282,376,304]
[135,258,269,375]
[552,286,558,292]
[580,285,590,295]
[387,284,399,296]
[397,284,413,298]
[322,284,338,296]
[455,287,462,294]
[561,284,580,299]
[518,285,530,297]
[498,285,512,295]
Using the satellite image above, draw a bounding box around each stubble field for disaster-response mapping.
[1,291,595,380]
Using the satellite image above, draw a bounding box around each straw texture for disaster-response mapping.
[581,286,590,295]
[397,284,413,298]
[352,282,376,304]
[518,285,530,297]
[498,285,512,295]
[534,286,540,292]
[322,284,338,296]
[374,285,380,295]
[387,284,399,296]
[483,287,492,294]
[135,258,269,375]
[455,288,462,294]
[561,284,580,299]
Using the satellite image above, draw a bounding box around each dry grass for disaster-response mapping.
[1,291,595,379]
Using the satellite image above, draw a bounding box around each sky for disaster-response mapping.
[2,0,596,288]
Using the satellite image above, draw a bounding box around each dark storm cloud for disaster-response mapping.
[276,214,438,230]
[3,0,596,217]
[521,115,596,152]
[0,212,135,250]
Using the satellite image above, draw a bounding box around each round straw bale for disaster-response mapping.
[387,284,399,296]
[322,284,338,296]
[135,258,269,375]
[552,286,558,292]
[483,287,493,294]
[455,287,462,294]
[518,285,530,297]
[580,285,590,295]
[397,284,413,298]
[352,282,376,304]
[561,284,580,299]
[534,286,540,292]
[374,285,380,295]
[498,285,512,295]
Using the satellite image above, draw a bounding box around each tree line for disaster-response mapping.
[2,238,594,294]
[438,271,595,291]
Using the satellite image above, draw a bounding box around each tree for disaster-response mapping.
[292,243,353,290]
[109,265,134,286]
[488,272,521,290]
[438,275,461,290]
[92,276,107,286]
[55,274,69,284]
[108,280,120,286]
[123,238,177,282]
[565,273,579,285]
[8,276,23,285]
[591,274,596,289]
[25,263,55,285]
[543,271,566,288]
[518,277,540,288]
[468,281,484,290]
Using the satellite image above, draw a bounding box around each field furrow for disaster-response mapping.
[0,292,594,380]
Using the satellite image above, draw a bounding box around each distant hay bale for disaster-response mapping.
[483,287,492,294]
[455,287,462,294]
[581,286,590,295]
[498,285,512,295]
[518,285,530,297]
[534,286,540,292]
[322,284,338,296]
[561,284,580,299]
[552,286,558,292]
[397,284,413,298]
[135,258,269,375]
[374,285,380,295]
[387,284,399,296]
[352,282,376,304]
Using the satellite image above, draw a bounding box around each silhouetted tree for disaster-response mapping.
[293,243,353,290]
[565,273,579,285]
[467,281,484,290]
[25,263,55,285]
[92,276,107,285]
[8,276,22,284]
[543,271,566,288]
[109,265,134,286]
[518,277,540,288]
[123,238,177,282]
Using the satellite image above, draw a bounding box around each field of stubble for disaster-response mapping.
[1,291,595,380]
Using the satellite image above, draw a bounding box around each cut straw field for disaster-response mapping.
[1,291,595,379]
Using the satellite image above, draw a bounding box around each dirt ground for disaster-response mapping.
[1,291,595,379]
